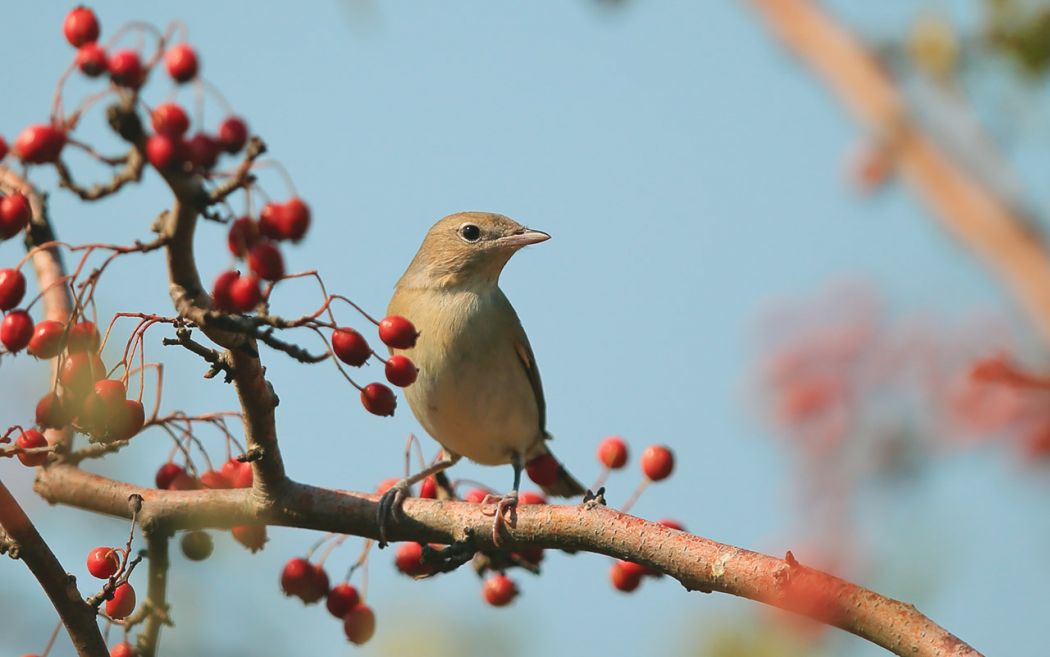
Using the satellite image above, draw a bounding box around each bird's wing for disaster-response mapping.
[512,323,548,437]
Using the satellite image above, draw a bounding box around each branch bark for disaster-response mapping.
[33,464,980,657]
[0,479,107,657]
[750,0,1050,347]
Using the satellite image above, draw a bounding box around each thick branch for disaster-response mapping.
[0,478,107,657]
[751,0,1050,347]
[34,465,980,657]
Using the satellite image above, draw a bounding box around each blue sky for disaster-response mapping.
[0,2,1043,656]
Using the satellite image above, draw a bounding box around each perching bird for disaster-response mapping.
[379,211,585,545]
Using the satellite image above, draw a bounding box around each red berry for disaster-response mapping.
[518,490,546,506]
[93,378,126,411]
[0,136,7,161]
[0,193,31,238]
[109,642,133,657]
[67,321,100,353]
[110,399,145,441]
[199,469,230,490]
[463,487,489,504]
[525,453,560,487]
[0,269,27,310]
[640,444,674,481]
[164,44,199,83]
[280,558,311,597]
[332,328,370,366]
[1,310,34,352]
[248,241,284,281]
[227,216,259,257]
[186,133,220,170]
[151,103,190,137]
[180,530,213,561]
[76,42,107,77]
[306,564,330,603]
[228,274,262,312]
[343,603,376,645]
[13,124,66,164]
[28,320,66,359]
[375,477,399,495]
[231,524,267,552]
[658,518,685,532]
[36,393,70,429]
[217,116,248,154]
[86,546,120,579]
[378,315,418,349]
[106,583,136,619]
[63,7,100,47]
[418,475,437,499]
[280,197,310,241]
[281,559,329,603]
[169,472,200,490]
[394,542,428,577]
[618,559,647,579]
[258,202,283,240]
[597,436,628,469]
[211,270,240,311]
[145,134,184,171]
[610,561,642,592]
[360,383,396,417]
[384,354,417,387]
[220,458,253,488]
[154,462,185,489]
[326,583,360,619]
[108,49,144,88]
[482,574,518,607]
[60,352,105,393]
[15,429,48,467]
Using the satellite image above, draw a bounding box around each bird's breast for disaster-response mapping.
[388,286,541,465]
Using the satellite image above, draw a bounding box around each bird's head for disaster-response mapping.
[397,212,550,289]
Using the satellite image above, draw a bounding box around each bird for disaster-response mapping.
[378,211,586,546]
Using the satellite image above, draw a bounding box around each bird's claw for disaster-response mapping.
[485,492,518,547]
[377,484,408,548]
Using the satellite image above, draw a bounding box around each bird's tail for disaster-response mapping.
[531,449,587,498]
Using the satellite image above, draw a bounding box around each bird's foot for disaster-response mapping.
[480,491,518,547]
[377,483,409,548]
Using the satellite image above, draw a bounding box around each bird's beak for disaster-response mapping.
[496,228,551,249]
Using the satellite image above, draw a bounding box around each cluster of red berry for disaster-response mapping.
[330,314,420,417]
[153,459,266,552]
[280,557,375,645]
[83,545,136,622]
[0,306,148,466]
[592,438,679,594]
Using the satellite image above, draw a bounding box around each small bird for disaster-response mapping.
[379,211,585,545]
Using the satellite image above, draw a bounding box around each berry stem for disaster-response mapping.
[619,478,650,515]
[199,77,236,117]
[317,534,349,567]
[590,465,612,493]
[40,618,63,657]
[251,159,299,197]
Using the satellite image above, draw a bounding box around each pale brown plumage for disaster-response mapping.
[376,212,584,545]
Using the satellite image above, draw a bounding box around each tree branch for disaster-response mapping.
[750,0,1050,347]
[0,478,107,657]
[135,530,171,657]
[33,464,980,657]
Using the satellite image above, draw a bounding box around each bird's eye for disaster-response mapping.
[459,224,481,242]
